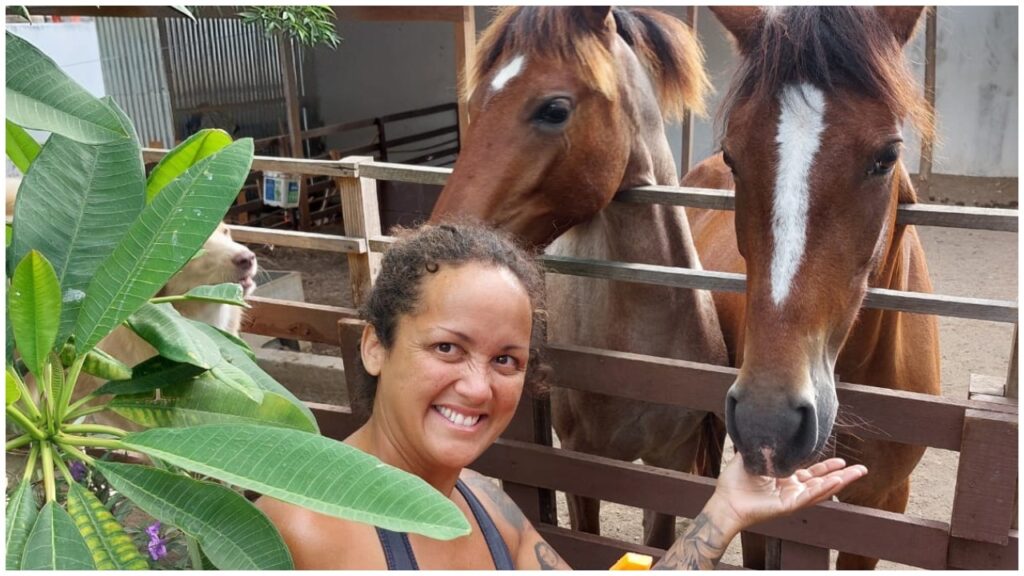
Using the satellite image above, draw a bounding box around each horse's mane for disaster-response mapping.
[720,6,934,141]
[467,7,709,121]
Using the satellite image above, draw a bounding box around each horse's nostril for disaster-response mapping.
[724,390,741,447]
[793,402,818,459]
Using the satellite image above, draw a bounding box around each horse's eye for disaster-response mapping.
[533,98,572,127]
[867,144,901,176]
[721,150,735,170]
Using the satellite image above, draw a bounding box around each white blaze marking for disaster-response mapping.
[770,83,827,305]
[490,55,524,92]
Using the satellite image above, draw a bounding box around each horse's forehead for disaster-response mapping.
[489,54,526,94]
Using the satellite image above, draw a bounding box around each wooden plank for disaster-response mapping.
[947,532,1019,570]
[779,539,830,570]
[378,102,458,124]
[309,402,361,441]
[454,6,476,144]
[357,161,452,186]
[242,296,357,344]
[401,146,460,167]
[337,319,372,420]
[143,149,354,177]
[474,439,952,569]
[917,7,938,196]
[544,342,1013,451]
[536,523,666,570]
[539,254,1017,324]
[227,224,364,253]
[383,125,459,149]
[950,409,1018,545]
[335,156,383,308]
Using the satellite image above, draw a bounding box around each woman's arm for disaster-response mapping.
[652,456,867,570]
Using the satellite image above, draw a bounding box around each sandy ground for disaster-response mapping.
[255,223,1018,570]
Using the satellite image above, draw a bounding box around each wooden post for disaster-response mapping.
[778,540,831,570]
[453,6,476,143]
[679,6,696,176]
[335,156,382,309]
[1006,325,1018,399]
[278,35,311,230]
[949,409,1017,546]
[917,7,937,196]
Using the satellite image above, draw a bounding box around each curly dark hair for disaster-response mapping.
[352,222,548,414]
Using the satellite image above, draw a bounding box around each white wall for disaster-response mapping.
[6,22,106,176]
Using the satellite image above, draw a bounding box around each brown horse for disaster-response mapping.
[431,7,727,548]
[686,6,940,569]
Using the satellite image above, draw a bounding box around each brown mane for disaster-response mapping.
[720,6,934,141]
[467,7,708,120]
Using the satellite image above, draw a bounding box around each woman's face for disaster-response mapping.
[362,262,534,473]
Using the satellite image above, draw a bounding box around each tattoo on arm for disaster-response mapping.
[463,475,527,532]
[534,541,562,570]
[651,512,728,571]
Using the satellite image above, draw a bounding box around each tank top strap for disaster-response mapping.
[455,478,515,570]
[374,525,419,570]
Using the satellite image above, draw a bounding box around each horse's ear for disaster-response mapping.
[875,6,926,46]
[709,6,761,50]
[574,6,615,37]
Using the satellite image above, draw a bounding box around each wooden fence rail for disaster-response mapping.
[197,152,1018,569]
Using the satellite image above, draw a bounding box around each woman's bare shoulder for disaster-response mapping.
[256,496,386,569]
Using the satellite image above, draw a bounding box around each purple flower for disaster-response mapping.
[146,522,167,561]
[69,461,87,482]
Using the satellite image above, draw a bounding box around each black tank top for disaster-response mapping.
[374,478,515,570]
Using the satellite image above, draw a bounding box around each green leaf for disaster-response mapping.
[126,303,223,369]
[177,282,249,307]
[121,425,470,540]
[124,303,262,401]
[93,355,205,396]
[109,372,316,432]
[20,500,96,570]
[6,32,129,144]
[6,365,20,406]
[5,480,39,569]
[10,98,145,347]
[9,250,61,378]
[188,320,316,430]
[94,462,293,570]
[146,129,232,202]
[6,120,40,173]
[48,351,64,414]
[66,481,149,569]
[72,138,254,354]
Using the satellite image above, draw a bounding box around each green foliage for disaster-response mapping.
[96,462,292,570]
[122,425,471,539]
[5,480,39,569]
[5,29,469,571]
[238,6,342,48]
[5,119,40,172]
[20,501,95,569]
[66,482,149,569]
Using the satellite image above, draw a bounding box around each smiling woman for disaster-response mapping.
[255,223,866,570]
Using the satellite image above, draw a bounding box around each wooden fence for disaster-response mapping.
[144,150,1019,569]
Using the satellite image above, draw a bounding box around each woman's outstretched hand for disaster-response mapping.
[710,454,868,530]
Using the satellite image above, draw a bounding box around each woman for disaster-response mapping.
[257,223,866,570]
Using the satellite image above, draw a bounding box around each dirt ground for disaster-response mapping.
[251,191,1018,570]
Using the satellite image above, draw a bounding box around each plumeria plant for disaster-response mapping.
[4,32,468,569]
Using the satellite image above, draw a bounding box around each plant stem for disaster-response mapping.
[58,355,87,421]
[63,423,127,437]
[186,535,204,569]
[65,401,109,422]
[5,405,46,440]
[40,442,56,502]
[148,295,188,304]
[65,389,99,416]
[55,441,96,466]
[41,362,56,434]
[51,445,74,484]
[5,433,33,451]
[56,433,125,450]
[21,443,39,483]
[10,367,44,421]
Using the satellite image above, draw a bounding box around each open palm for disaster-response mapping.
[714,454,868,528]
